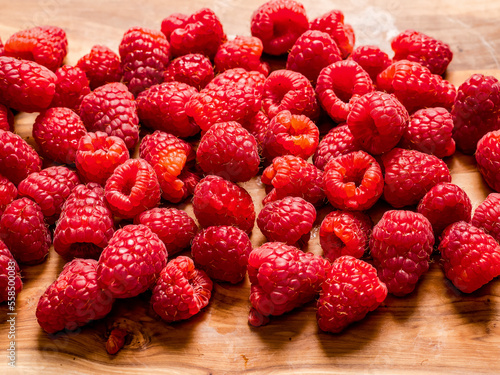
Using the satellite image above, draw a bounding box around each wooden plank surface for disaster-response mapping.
[2,0,500,374]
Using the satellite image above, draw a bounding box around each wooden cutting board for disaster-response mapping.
[2,0,500,373]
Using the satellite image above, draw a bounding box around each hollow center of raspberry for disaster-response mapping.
[343,168,365,187]
[121,179,135,196]
[333,82,354,103]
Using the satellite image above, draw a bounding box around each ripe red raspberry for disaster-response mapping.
[206,68,266,92]
[75,131,129,186]
[370,210,434,296]
[0,240,22,303]
[0,104,14,132]
[310,9,355,59]
[0,174,17,217]
[163,53,214,90]
[33,107,87,164]
[244,111,270,149]
[76,45,123,90]
[262,69,319,120]
[36,258,114,334]
[286,30,342,84]
[452,74,500,155]
[417,182,472,236]
[134,207,197,256]
[119,27,170,96]
[215,36,270,76]
[319,210,373,262]
[4,26,67,71]
[316,60,374,123]
[80,82,140,150]
[381,148,452,208]
[160,13,189,39]
[0,56,57,113]
[313,124,361,170]
[349,45,391,83]
[104,158,160,219]
[472,193,500,244]
[151,256,212,322]
[0,198,50,265]
[49,65,91,114]
[261,154,325,206]
[439,221,500,293]
[476,130,500,192]
[0,129,42,185]
[191,226,252,284]
[17,166,80,224]
[317,255,387,333]
[247,242,330,326]
[97,224,167,298]
[323,151,384,211]
[192,175,255,233]
[392,30,453,75]
[257,197,316,247]
[250,0,309,56]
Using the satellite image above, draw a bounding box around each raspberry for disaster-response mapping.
[36,258,114,334]
[134,208,197,256]
[316,60,374,123]
[471,193,500,244]
[119,27,170,96]
[476,130,500,192]
[151,256,213,322]
[104,158,160,219]
[319,210,373,262]
[80,82,140,150]
[206,68,266,92]
[0,198,50,265]
[323,151,384,211]
[310,10,355,59]
[191,226,252,284]
[4,26,67,71]
[33,107,87,164]
[49,65,91,114]
[215,36,270,76]
[244,111,270,149]
[0,174,17,217]
[439,222,500,293]
[370,210,434,296]
[313,124,361,170]
[349,45,391,83]
[451,74,500,154]
[317,255,387,333]
[247,242,329,326]
[392,30,453,75]
[381,148,452,208]
[262,69,319,120]
[76,45,123,90]
[257,197,316,247]
[197,121,260,182]
[261,155,325,206]
[17,166,80,224]
[192,175,255,233]
[0,240,22,303]
[163,53,214,90]
[0,56,57,113]
[250,0,309,56]
[286,30,342,84]
[75,131,130,186]
[0,129,42,185]
[161,13,189,39]
[0,104,14,132]
[0,37,3,55]
[97,224,167,298]
[136,81,200,138]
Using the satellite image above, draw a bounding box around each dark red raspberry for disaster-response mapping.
[319,210,373,262]
[104,158,160,219]
[0,198,50,265]
[0,56,57,113]
[161,13,189,39]
[0,104,14,132]
[349,45,391,83]
[370,210,434,296]
[317,255,387,333]
[381,148,452,208]
[76,45,123,90]
[49,65,91,114]
[151,256,213,322]
[313,124,361,170]
[392,30,453,75]
[0,240,22,303]
[439,221,500,293]
[0,174,17,217]
[17,166,80,224]
[36,258,114,334]
[476,130,500,192]
[250,0,309,56]
[323,151,384,211]
[316,60,374,123]
[134,207,197,256]
[80,82,140,150]
[215,36,270,76]
[191,226,252,284]
[261,155,325,206]
[452,74,500,155]
[310,9,355,59]
[192,175,255,233]
[33,107,87,164]
[4,26,67,71]
[0,129,42,185]
[119,27,170,96]
[247,242,330,326]
[472,193,500,244]
[163,53,214,90]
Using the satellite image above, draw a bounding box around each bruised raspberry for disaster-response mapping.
[49,65,91,114]
[0,240,22,303]
[313,124,361,170]
[476,130,500,192]
[472,193,500,244]
[0,174,17,217]
[215,36,270,76]
[349,45,391,83]
[163,53,214,90]
[0,104,14,132]
[310,9,355,59]
[76,45,122,90]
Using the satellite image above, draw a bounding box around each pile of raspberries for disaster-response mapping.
[2,0,500,349]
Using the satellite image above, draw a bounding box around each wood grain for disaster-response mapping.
[2,1,500,374]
